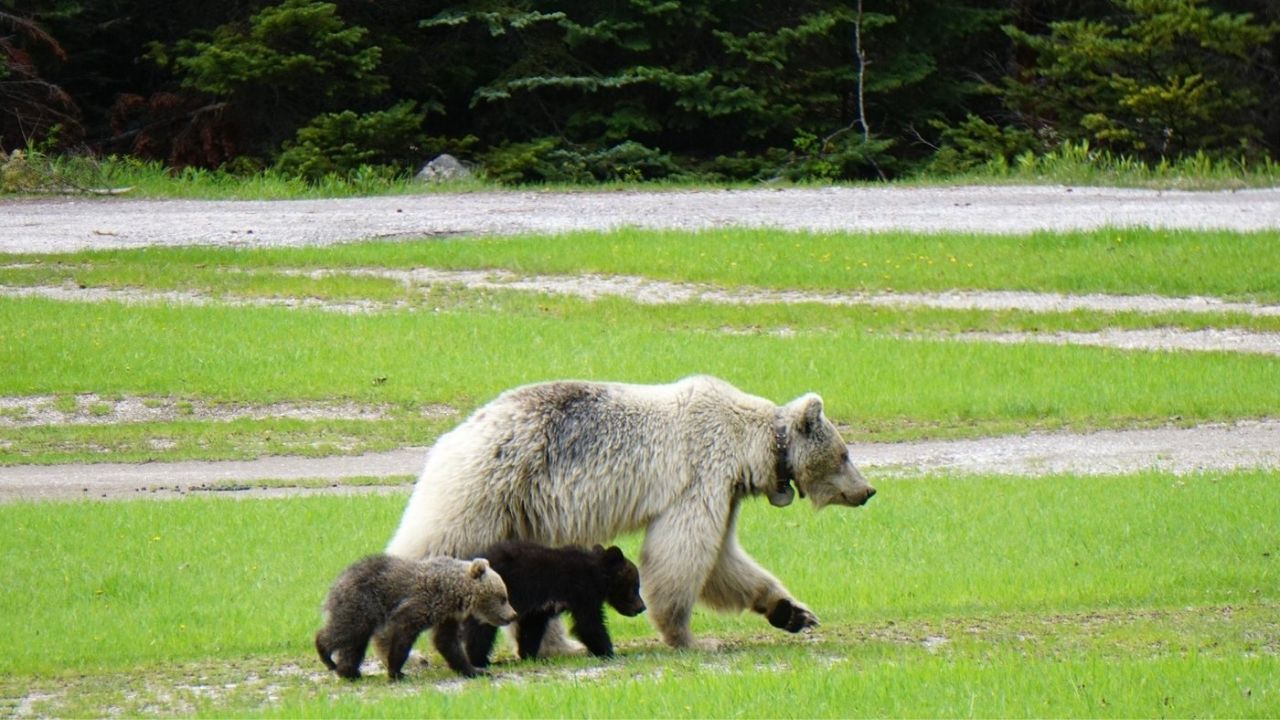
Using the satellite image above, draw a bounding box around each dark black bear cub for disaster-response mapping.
[315,554,517,681]
[464,541,646,666]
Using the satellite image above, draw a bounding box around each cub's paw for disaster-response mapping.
[766,599,819,633]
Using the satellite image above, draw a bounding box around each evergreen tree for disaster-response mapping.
[999,0,1278,161]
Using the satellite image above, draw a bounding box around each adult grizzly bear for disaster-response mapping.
[386,375,874,650]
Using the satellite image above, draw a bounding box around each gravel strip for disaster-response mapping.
[322,267,1280,317]
[0,394,455,426]
[919,328,1280,355]
[10,272,1280,318]
[8,274,1280,355]
[0,449,427,503]
[0,284,400,313]
[3,420,1278,503]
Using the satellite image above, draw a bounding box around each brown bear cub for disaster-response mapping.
[463,541,646,667]
[315,554,517,680]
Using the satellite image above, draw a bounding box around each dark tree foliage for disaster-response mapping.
[18,0,266,163]
[11,0,1278,182]
[414,0,1011,181]
[1,4,82,150]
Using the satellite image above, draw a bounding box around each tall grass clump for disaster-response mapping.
[943,141,1280,190]
[0,151,487,200]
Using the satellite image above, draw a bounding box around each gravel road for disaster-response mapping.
[4,185,1280,254]
[2,185,1278,501]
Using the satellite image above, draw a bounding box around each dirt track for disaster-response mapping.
[2,186,1278,501]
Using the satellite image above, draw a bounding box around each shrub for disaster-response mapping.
[274,102,426,181]
[479,138,681,184]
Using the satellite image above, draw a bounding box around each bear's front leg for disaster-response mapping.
[373,625,422,681]
[463,618,498,668]
[433,619,485,678]
[569,604,614,657]
[701,512,819,634]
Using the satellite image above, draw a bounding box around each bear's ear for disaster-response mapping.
[793,393,824,436]
[592,544,606,555]
[602,546,625,565]
[469,558,490,580]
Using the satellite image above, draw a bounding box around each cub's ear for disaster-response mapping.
[602,546,625,565]
[468,558,490,579]
[592,544,606,555]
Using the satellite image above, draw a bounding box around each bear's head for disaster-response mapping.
[466,558,519,627]
[773,393,875,510]
[594,544,646,617]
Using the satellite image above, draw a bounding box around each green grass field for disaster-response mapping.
[2,221,1277,716]
[6,226,1279,300]
[1,471,1276,716]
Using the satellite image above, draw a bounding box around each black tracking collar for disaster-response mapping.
[774,417,798,496]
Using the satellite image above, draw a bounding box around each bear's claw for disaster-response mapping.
[766,599,819,633]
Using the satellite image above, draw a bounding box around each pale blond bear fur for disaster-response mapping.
[386,375,874,649]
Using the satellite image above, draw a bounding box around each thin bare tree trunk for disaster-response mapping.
[854,0,870,142]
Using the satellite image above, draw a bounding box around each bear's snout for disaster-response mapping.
[845,485,875,506]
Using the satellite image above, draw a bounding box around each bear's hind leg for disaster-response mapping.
[315,630,338,672]
[640,505,725,649]
[331,635,369,680]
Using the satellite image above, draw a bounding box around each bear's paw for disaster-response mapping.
[766,598,819,633]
